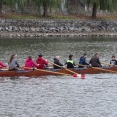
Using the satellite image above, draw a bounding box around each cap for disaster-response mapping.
[38,54,42,57]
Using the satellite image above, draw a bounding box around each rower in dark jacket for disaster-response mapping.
[110,55,117,66]
[89,53,102,67]
[79,53,89,68]
[54,56,63,69]
[65,54,76,68]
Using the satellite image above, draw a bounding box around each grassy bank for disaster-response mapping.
[1,14,117,20]
[1,14,78,20]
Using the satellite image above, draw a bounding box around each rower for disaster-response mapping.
[24,56,39,70]
[0,61,7,68]
[110,55,117,66]
[65,54,76,68]
[8,54,20,70]
[36,54,48,69]
[89,53,102,67]
[53,56,63,69]
[79,53,89,68]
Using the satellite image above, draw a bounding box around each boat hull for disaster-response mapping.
[55,67,117,75]
[0,67,117,77]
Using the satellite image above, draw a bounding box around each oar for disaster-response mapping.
[48,61,85,79]
[78,64,117,74]
[0,68,9,71]
[23,66,70,76]
[101,62,116,66]
[0,67,9,71]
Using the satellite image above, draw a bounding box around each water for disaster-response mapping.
[0,37,117,117]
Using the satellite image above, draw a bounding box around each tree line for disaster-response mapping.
[86,0,117,18]
[0,0,117,18]
[0,0,60,17]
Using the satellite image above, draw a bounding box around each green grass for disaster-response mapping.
[2,13,117,20]
[51,15,78,19]
[2,14,78,20]
[6,14,42,20]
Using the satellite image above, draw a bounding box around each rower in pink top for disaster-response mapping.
[0,61,7,68]
[25,56,39,69]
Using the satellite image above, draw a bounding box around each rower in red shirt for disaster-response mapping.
[36,54,48,69]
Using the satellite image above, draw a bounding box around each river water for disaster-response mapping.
[0,37,117,117]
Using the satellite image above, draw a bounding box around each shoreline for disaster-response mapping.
[0,19,117,38]
[1,32,117,38]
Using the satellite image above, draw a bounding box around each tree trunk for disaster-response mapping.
[0,3,2,17]
[92,2,97,18]
[43,3,48,16]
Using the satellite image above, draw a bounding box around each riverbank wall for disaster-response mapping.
[0,19,117,37]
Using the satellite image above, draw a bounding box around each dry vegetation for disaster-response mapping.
[0,13,117,20]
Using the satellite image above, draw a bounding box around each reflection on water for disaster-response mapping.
[0,37,117,117]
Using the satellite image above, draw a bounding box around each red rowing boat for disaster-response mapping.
[0,66,116,77]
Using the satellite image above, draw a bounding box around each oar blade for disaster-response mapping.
[73,74,85,79]
[81,74,85,79]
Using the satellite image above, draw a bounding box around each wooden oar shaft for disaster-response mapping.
[23,67,70,76]
[65,68,77,74]
[101,62,115,66]
[78,64,117,74]
[0,68,9,71]
[77,64,87,67]
[49,61,62,68]
[49,61,78,74]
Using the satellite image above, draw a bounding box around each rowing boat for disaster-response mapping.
[0,66,117,77]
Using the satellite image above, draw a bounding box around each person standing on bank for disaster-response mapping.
[53,56,63,69]
[89,53,102,67]
[36,54,48,69]
[65,54,76,68]
[110,55,117,66]
[79,53,89,68]
[8,54,20,70]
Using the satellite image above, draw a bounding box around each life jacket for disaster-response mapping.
[66,59,74,68]
[67,59,74,64]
